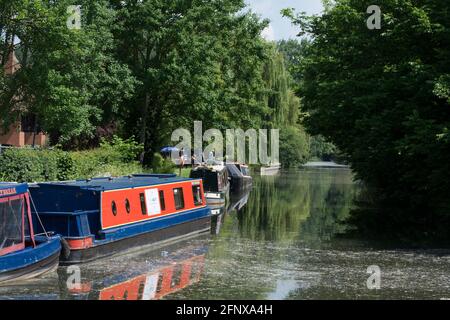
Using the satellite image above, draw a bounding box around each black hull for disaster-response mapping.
[60,216,211,265]
[0,251,60,285]
[230,176,253,192]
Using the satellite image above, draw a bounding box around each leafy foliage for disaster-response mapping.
[0,0,136,144]
[287,0,450,241]
[151,153,176,174]
[1,0,310,171]
[279,126,310,168]
[0,138,143,182]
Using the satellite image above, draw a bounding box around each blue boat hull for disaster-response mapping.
[0,236,61,284]
[60,211,211,265]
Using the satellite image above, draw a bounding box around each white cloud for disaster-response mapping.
[261,24,275,41]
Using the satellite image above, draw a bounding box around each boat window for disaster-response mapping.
[112,201,118,216]
[159,190,166,211]
[173,188,185,210]
[192,185,202,206]
[23,198,30,238]
[140,193,147,215]
[0,197,24,254]
[125,199,131,214]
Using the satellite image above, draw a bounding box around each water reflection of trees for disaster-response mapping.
[237,169,358,243]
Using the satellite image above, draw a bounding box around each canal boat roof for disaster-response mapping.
[192,164,226,173]
[34,174,196,192]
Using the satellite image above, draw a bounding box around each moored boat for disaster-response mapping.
[0,183,61,284]
[226,163,253,192]
[189,164,230,205]
[257,163,281,176]
[29,174,211,264]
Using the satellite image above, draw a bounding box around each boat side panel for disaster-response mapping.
[100,180,206,230]
[60,215,211,264]
[29,186,101,237]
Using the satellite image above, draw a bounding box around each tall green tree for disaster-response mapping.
[110,0,269,165]
[0,0,136,145]
[285,0,450,241]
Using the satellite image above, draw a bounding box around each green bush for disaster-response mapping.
[0,137,145,182]
[279,126,310,168]
[0,148,62,182]
[152,153,175,174]
[309,135,337,161]
[99,136,143,163]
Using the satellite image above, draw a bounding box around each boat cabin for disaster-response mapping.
[0,183,61,283]
[0,183,34,257]
[226,163,253,192]
[189,165,230,205]
[190,165,229,193]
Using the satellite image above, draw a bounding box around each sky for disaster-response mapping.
[245,0,324,41]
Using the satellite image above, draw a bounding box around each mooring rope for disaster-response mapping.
[28,191,50,239]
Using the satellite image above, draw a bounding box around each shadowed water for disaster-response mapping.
[1,168,449,300]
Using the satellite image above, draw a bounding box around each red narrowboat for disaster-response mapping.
[29,174,211,264]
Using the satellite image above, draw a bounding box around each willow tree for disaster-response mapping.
[260,45,309,167]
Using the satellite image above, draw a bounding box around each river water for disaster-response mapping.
[1,168,449,300]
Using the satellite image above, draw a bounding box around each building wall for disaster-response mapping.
[1,50,47,147]
[0,124,24,146]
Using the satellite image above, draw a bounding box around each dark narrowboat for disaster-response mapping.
[0,183,61,284]
[189,164,230,205]
[29,174,211,264]
[226,163,253,192]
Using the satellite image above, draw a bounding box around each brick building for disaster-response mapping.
[0,49,47,147]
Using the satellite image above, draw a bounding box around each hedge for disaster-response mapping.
[0,137,146,183]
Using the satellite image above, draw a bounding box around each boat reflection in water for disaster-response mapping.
[210,188,251,236]
[58,237,209,300]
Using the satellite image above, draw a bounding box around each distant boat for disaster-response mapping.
[303,161,350,169]
[0,183,61,284]
[189,164,230,205]
[256,163,281,176]
[29,174,211,264]
[226,163,253,192]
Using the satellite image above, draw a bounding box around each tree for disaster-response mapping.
[110,0,270,165]
[285,0,450,241]
[276,38,309,90]
[0,0,136,145]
